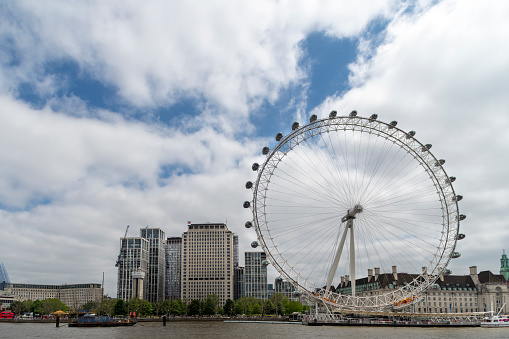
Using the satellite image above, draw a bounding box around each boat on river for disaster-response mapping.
[68,314,136,327]
[481,302,509,328]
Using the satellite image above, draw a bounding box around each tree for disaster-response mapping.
[96,298,116,316]
[284,300,303,315]
[41,298,69,315]
[170,299,186,316]
[251,303,261,315]
[262,299,274,316]
[114,299,127,316]
[139,299,152,317]
[170,299,186,315]
[223,299,235,316]
[187,299,201,316]
[128,298,143,316]
[233,302,243,315]
[269,294,288,316]
[160,300,170,315]
[9,300,23,315]
[202,297,216,316]
[31,300,43,315]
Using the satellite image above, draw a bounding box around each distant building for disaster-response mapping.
[181,223,234,305]
[0,290,15,310]
[335,265,509,314]
[234,266,244,300]
[275,279,299,301]
[141,228,166,303]
[116,237,149,301]
[0,282,102,308]
[267,283,275,299]
[0,261,10,284]
[500,250,509,280]
[244,252,268,300]
[165,237,182,301]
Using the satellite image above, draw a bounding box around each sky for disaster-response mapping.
[1,0,509,298]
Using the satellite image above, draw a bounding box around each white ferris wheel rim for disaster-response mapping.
[249,113,462,310]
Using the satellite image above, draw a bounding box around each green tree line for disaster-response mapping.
[9,293,307,317]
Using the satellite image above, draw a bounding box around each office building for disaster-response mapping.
[181,223,234,305]
[0,261,10,284]
[116,236,149,301]
[141,228,166,303]
[336,265,509,314]
[244,252,268,300]
[275,279,299,301]
[165,237,182,301]
[0,282,102,308]
[234,266,244,300]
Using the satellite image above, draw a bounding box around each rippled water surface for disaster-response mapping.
[1,321,506,339]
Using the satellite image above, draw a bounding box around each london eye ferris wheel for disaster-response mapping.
[243,111,465,310]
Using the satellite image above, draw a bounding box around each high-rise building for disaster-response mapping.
[234,266,244,300]
[165,237,182,301]
[233,235,239,267]
[116,237,149,301]
[275,279,299,301]
[140,228,166,303]
[181,223,234,305]
[244,251,268,300]
[0,261,10,284]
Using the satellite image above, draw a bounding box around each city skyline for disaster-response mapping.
[1,1,509,298]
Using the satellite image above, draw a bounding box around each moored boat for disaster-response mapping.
[481,302,509,328]
[68,314,136,327]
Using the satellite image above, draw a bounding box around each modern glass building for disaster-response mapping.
[0,261,10,284]
[116,237,149,301]
[244,252,268,300]
[140,228,166,303]
[234,266,244,300]
[165,237,182,301]
[181,223,234,305]
[275,279,299,301]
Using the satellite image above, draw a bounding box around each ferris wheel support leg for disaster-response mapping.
[325,223,350,295]
[350,220,356,298]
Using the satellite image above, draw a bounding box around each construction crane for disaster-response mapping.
[115,225,130,267]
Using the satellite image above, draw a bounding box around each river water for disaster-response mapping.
[0,321,505,339]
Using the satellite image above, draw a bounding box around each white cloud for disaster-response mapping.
[312,0,509,275]
[1,0,396,125]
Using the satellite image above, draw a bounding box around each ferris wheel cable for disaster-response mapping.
[358,218,427,274]
[295,140,356,206]
[324,130,361,202]
[268,182,341,207]
[279,149,348,206]
[362,157,425,206]
[364,216,442,237]
[272,216,338,250]
[363,214,442,249]
[268,214,340,239]
[308,136,357,205]
[354,132,404,203]
[362,215,439,261]
[359,143,419,204]
[357,130,389,203]
[266,211,341,229]
[279,235,340,288]
[293,223,345,283]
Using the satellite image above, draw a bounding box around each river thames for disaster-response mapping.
[0,321,505,339]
